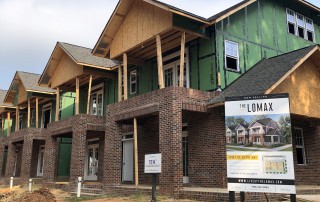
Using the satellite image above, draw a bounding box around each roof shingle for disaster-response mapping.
[17,72,55,93]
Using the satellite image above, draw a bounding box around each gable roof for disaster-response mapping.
[18,72,55,93]
[256,118,273,126]
[0,90,13,108]
[208,45,319,106]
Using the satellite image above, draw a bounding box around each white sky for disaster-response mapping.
[0,0,319,89]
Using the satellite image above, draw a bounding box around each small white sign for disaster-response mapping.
[144,153,162,174]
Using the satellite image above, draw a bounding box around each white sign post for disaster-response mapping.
[145,153,161,202]
[225,94,296,201]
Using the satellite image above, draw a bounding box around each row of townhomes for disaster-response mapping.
[1,0,320,201]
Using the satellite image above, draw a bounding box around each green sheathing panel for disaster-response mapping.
[216,0,319,89]
[60,93,75,120]
[57,137,72,178]
[2,118,12,137]
[1,149,7,176]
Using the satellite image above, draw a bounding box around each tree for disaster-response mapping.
[278,115,292,143]
[251,115,269,122]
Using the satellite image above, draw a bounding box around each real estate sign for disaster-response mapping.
[144,153,162,174]
[225,94,295,194]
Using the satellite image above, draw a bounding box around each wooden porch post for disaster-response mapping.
[118,66,122,102]
[134,117,139,188]
[123,53,128,100]
[156,35,164,89]
[15,107,19,131]
[36,97,39,128]
[55,87,60,121]
[7,112,10,136]
[27,98,31,128]
[1,113,4,135]
[86,75,93,114]
[75,77,79,115]
[179,32,186,87]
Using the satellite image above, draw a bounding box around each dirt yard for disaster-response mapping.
[0,185,196,202]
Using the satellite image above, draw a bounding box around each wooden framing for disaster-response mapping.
[75,78,80,115]
[1,113,4,135]
[15,107,19,131]
[156,35,164,89]
[55,87,60,121]
[179,32,186,87]
[7,112,10,136]
[87,75,93,114]
[27,98,31,128]
[134,117,139,188]
[118,66,122,102]
[123,53,128,100]
[36,97,39,128]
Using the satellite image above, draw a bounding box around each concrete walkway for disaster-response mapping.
[297,195,320,202]
[228,144,292,151]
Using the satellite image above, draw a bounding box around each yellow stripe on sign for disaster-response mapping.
[227,155,259,160]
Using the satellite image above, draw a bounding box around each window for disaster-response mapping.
[294,128,306,165]
[162,49,190,88]
[225,41,239,71]
[42,103,52,129]
[129,70,137,95]
[286,8,315,42]
[90,84,104,116]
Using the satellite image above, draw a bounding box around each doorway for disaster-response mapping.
[122,134,133,182]
[37,146,45,177]
[85,139,99,181]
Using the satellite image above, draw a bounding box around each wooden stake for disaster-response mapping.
[123,53,128,100]
[134,117,139,188]
[1,113,4,135]
[55,87,60,121]
[27,98,31,128]
[7,112,10,136]
[118,66,122,102]
[87,75,93,114]
[156,35,164,89]
[36,97,39,128]
[179,32,186,87]
[76,78,79,115]
[15,107,19,131]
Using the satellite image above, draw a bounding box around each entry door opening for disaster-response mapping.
[122,134,134,182]
[42,104,52,129]
[37,146,45,177]
[85,139,99,181]
[183,125,189,184]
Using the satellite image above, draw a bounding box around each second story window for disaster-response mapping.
[286,8,315,42]
[42,103,52,129]
[90,84,104,116]
[130,70,137,95]
[225,40,239,72]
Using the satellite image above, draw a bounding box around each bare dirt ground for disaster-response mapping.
[0,185,195,202]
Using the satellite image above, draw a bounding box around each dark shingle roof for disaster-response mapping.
[208,45,318,105]
[59,42,119,68]
[256,118,272,126]
[17,72,55,93]
[0,90,12,107]
[266,128,279,136]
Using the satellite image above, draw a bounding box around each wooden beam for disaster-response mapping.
[36,97,39,128]
[83,67,114,79]
[27,98,30,128]
[87,75,93,114]
[156,35,164,89]
[134,117,139,188]
[15,107,19,131]
[55,87,60,121]
[75,78,80,115]
[179,32,186,87]
[7,112,10,136]
[127,57,145,67]
[123,53,128,100]
[118,66,122,102]
[1,113,4,135]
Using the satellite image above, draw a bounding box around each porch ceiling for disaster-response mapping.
[115,28,199,62]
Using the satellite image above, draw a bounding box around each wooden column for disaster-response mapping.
[27,98,31,128]
[86,75,93,114]
[15,107,19,131]
[123,53,128,100]
[55,87,60,121]
[36,97,39,128]
[7,112,10,136]
[156,35,164,89]
[1,113,4,135]
[118,66,122,102]
[179,32,186,87]
[134,117,139,188]
[76,78,79,115]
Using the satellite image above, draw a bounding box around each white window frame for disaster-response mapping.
[90,83,104,116]
[41,103,52,128]
[286,8,315,42]
[162,49,190,88]
[129,70,137,95]
[294,127,307,165]
[224,40,240,72]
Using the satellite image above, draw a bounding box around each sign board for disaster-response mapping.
[144,153,162,174]
[225,94,296,194]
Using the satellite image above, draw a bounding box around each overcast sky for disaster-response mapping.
[0,0,319,90]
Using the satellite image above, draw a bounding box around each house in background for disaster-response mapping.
[235,123,249,144]
[226,125,237,144]
[248,118,281,145]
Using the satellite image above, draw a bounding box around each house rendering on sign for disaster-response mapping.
[0,0,320,201]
